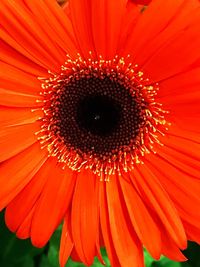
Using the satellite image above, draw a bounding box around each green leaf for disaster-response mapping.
[0,211,44,267]
[181,242,200,267]
[144,250,183,267]
[144,250,155,267]
[153,256,181,267]
[47,225,62,267]
[40,255,52,267]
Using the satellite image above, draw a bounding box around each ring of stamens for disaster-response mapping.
[35,53,169,180]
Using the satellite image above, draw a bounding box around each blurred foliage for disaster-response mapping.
[0,211,200,267]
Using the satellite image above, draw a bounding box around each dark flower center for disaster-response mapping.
[38,55,168,176]
[77,94,121,136]
[55,76,142,157]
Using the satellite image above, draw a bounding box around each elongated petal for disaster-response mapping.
[106,176,144,267]
[99,182,121,267]
[92,0,126,58]
[118,2,141,51]
[0,123,40,162]
[0,39,47,77]
[31,167,76,247]
[5,158,53,233]
[119,175,161,259]
[183,221,200,244]
[160,225,187,262]
[132,166,187,249]
[0,0,77,72]
[0,89,42,107]
[145,154,200,227]
[123,0,186,57]
[0,62,42,94]
[0,143,47,210]
[59,214,74,267]
[69,0,96,58]
[25,0,78,57]
[0,1,59,71]
[158,68,200,98]
[122,0,200,81]
[0,107,42,127]
[16,207,35,239]
[71,170,98,266]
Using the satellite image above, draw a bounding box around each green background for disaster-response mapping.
[0,212,199,267]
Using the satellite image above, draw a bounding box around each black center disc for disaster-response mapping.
[54,76,143,157]
[77,94,121,136]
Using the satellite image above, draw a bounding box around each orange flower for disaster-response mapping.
[0,0,200,266]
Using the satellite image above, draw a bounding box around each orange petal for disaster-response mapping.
[16,207,35,239]
[119,175,161,259]
[0,0,73,71]
[133,166,187,249]
[0,1,59,71]
[94,182,105,266]
[0,107,42,127]
[142,10,200,81]
[0,62,43,107]
[0,88,42,107]
[71,170,98,266]
[170,116,200,134]
[166,124,200,144]
[123,0,200,81]
[0,122,40,162]
[0,39,47,77]
[69,0,96,58]
[59,214,74,267]
[118,2,141,51]
[0,61,42,95]
[145,154,200,228]
[161,93,199,115]
[183,221,200,244]
[99,182,121,267]
[158,68,200,98]
[44,0,77,48]
[5,157,52,233]
[31,165,76,247]
[62,1,70,15]
[0,142,47,211]
[91,0,126,58]
[25,0,78,58]
[0,28,48,71]
[160,147,199,179]
[123,0,185,57]
[70,248,82,262]
[106,176,144,267]
[160,225,187,262]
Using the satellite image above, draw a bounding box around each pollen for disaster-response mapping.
[35,53,169,180]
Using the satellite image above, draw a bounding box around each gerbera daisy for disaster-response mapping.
[0,0,200,266]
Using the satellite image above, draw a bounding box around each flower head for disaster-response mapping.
[0,0,200,267]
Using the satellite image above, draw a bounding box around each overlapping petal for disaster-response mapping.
[0,1,199,267]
